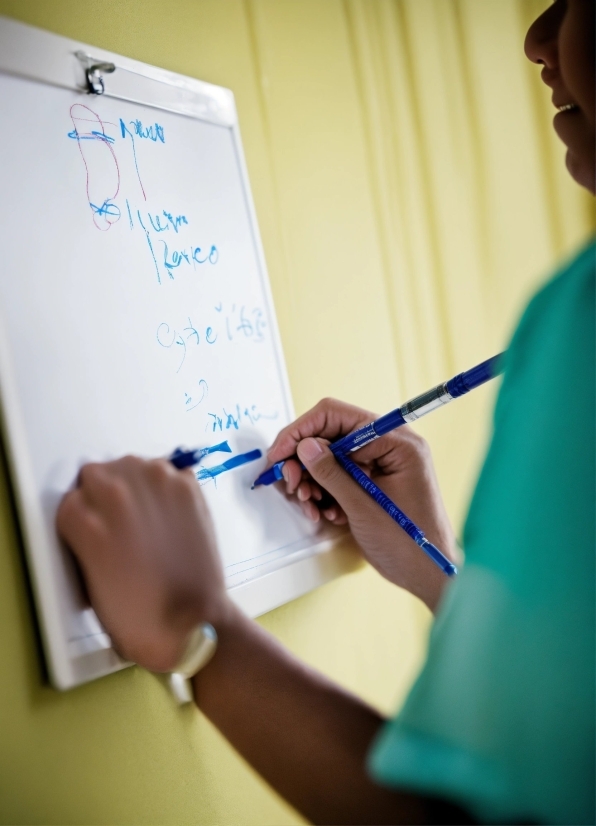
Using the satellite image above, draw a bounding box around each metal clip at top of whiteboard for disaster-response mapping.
[0,16,236,127]
[75,50,115,95]
[70,48,234,125]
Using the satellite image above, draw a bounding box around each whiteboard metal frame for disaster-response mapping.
[0,16,361,690]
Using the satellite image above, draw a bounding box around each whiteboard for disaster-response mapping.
[0,17,356,690]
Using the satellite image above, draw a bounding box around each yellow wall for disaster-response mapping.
[0,1,593,824]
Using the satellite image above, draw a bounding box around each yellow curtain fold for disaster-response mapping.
[342,0,594,397]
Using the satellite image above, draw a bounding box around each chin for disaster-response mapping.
[565,150,596,194]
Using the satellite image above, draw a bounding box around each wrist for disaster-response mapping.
[135,590,233,674]
[165,595,238,704]
[191,601,253,701]
[168,621,218,703]
[201,598,248,649]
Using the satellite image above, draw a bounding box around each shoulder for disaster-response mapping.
[495,241,594,420]
[524,240,594,317]
[505,241,594,370]
[464,240,594,571]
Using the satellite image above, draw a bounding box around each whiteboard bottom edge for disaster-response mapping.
[51,538,363,690]
[228,538,364,619]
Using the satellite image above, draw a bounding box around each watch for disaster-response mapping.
[167,621,218,704]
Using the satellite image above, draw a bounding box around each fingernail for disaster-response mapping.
[297,438,323,462]
[282,464,290,483]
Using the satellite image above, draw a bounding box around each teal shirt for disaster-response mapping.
[369,243,595,825]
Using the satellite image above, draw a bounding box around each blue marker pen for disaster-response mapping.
[250,463,284,489]
[332,353,504,456]
[170,440,232,469]
[252,353,504,487]
[335,453,457,577]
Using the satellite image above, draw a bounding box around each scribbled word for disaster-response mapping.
[157,318,217,372]
[121,119,165,143]
[119,117,165,200]
[207,403,279,433]
[161,240,219,277]
[214,303,267,342]
[184,379,209,412]
[196,449,262,484]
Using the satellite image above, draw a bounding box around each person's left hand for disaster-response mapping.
[57,456,233,672]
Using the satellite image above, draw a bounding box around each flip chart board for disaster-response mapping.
[0,17,355,690]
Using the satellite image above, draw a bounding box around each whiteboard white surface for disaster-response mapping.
[0,18,355,690]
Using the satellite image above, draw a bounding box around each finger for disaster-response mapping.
[300,499,321,523]
[322,506,348,525]
[350,425,428,474]
[76,463,137,528]
[311,486,323,502]
[76,458,137,511]
[296,481,312,502]
[56,489,105,561]
[268,399,375,464]
[282,458,304,495]
[296,437,381,520]
[77,461,110,498]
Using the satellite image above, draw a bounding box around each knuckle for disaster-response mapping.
[120,458,152,494]
[79,462,105,488]
[121,454,144,472]
[147,458,172,484]
[390,426,429,459]
[102,476,132,511]
[408,429,431,458]
[56,491,77,534]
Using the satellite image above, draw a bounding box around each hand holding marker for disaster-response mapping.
[252,354,505,577]
[167,356,503,577]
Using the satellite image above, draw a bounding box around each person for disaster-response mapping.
[57,1,595,823]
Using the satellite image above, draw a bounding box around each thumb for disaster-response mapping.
[297,438,363,513]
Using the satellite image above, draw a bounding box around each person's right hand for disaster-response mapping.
[56,456,233,672]
[268,399,460,611]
